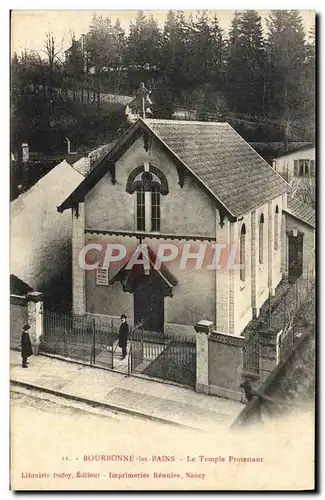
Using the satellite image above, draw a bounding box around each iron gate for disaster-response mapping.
[128,325,196,388]
[41,311,118,369]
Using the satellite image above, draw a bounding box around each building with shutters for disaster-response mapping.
[250,142,315,182]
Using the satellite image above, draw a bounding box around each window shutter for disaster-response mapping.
[294,160,298,177]
[310,160,315,176]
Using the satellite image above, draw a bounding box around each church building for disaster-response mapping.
[58,117,313,337]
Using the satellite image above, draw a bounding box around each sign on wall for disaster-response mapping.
[96,267,109,286]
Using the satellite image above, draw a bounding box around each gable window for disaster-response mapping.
[259,213,264,264]
[240,224,246,282]
[126,164,168,232]
[274,205,279,250]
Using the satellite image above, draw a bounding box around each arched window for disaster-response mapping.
[240,224,246,282]
[151,186,160,231]
[136,187,145,231]
[274,205,279,250]
[127,165,168,232]
[259,214,264,264]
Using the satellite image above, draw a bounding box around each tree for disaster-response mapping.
[227,10,266,116]
[187,11,224,87]
[266,11,308,134]
[87,14,126,103]
[124,11,162,69]
[150,76,175,118]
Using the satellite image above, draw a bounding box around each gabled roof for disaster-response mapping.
[284,196,315,228]
[146,120,290,216]
[58,118,290,218]
[250,142,315,159]
[110,246,178,289]
[10,274,33,296]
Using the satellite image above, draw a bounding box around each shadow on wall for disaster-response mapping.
[39,255,72,313]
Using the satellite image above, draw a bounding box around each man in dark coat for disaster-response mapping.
[118,314,129,359]
[21,324,33,368]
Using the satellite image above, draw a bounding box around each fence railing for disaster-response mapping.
[243,332,259,375]
[40,311,118,369]
[243,268,315,378]
[128,325,196,388]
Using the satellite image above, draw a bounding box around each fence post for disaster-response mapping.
[91,319,96,366]
[194,320,213,394]
[27,292,43,355]
[128,344,132,376]
[63,316,68,357]
[258,329,279,383]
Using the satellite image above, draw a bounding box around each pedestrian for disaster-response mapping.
[21,324,33,368]
[118,314,129,360]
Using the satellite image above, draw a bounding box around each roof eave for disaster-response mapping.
[283,209,315,229]
[57,120,142,213]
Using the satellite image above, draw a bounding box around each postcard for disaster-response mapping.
[10,9,316,491]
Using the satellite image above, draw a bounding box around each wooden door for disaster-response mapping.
[133,275,164,332]
[288,233,303,281]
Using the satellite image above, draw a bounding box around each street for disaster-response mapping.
[10,385,314,491]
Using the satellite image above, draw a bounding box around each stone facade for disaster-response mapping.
[71,134,287,337]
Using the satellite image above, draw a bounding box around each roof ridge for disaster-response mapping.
[144,118,229,126]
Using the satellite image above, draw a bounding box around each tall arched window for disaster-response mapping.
[240,224,246,282]
[136,187,145,231]
[126,164,168,232]
[151,186,160,231]
[259,213,264,264]
[274,205,279,250]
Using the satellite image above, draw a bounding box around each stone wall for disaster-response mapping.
[208,332,245,401]
[10,295,28,349]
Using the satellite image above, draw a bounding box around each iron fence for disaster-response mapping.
[243,332,259,375]
[129,325,196,388]
[278,325,294,363]
[40,311,118,369]
[243,267,315,379]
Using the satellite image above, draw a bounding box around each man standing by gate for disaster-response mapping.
[118,314,129,359]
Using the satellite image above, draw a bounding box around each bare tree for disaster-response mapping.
[290,176,316,209]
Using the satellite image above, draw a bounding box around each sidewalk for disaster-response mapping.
[10,350,243,431]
